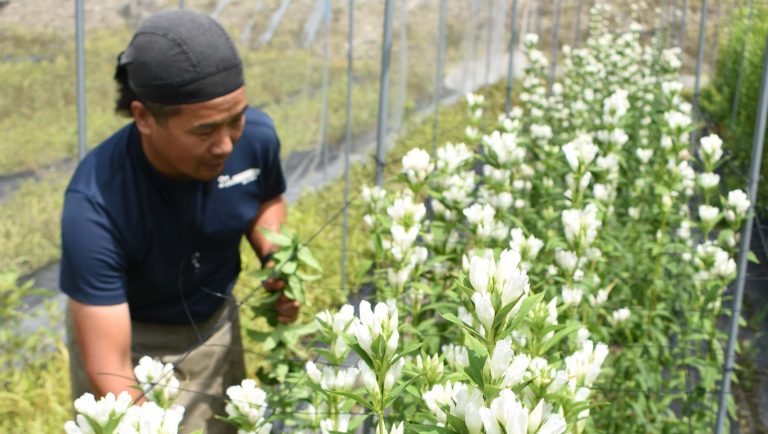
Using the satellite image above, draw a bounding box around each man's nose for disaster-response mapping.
[210,128,234,157]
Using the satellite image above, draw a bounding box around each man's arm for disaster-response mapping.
[246,194,299,323]
[246,194,287,259]
[68,299,142,400]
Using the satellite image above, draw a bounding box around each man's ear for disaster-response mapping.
[131,100,154,136]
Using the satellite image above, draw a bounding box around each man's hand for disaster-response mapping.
[262,262,300,324]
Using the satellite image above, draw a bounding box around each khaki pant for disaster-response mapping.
[66,301,246,434]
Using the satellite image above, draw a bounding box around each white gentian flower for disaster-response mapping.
[383,357,406,392]
[660,135,673,149]
[565,340,609,387]
[320,414,351,434]
[471,291,495,332]
[358,360,379,398]
[479,389,529,434]
[442,344,470,369]
[469,255,495,293]
[530,124,554,141]
[603,89,630,124]
[436,142,474,172]
[65,392,134,434]
[494,249,531,305]
[698,205,720,227]
[562,135,599,172]
[387,192,426,225]
[562,204,601,248]
[698,172,720,190]
[725,189,750,222]
[117,402,185,434]
[401,148,434,184]
[664,110,692,131]
[554,249,579,273]
[464,203,496,227]
[466,126,480,141]
[482,131,526,164]
[133,356,180,408]
[699,134,724,164]
[225,380,271,432]
[561,286,584,306]
[424,381,467,424]
[466,92,485,108]
[636,148,653,164]
[610,307,631,325]
[353,300,398,358]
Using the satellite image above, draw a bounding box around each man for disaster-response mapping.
[60,9,299,433]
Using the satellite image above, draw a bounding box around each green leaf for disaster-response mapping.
[330,391,375,411]
[296,271,322,281]
[407,423,457,434]
[281,260,298,275]
[441,312,484,341]
[537,323,581,354]
[398,341,424,358]
[502,292,544,333]
[748,250,760,264]
[259,227,293,247]
[297,246,323,271]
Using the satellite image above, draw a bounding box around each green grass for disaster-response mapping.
[0,173,68,275]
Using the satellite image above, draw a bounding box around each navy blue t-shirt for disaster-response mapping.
[60,107,286,324]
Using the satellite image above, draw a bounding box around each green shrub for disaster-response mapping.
[700,5,768,211]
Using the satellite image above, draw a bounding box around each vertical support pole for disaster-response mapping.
[318,0,331,178]
[690,0,709,148]
[505,0,519,114]
[374,0,394,187]
[76,0,87,161]
[715,33,768,434]
[432,0,447,157]
[341,0,354,295]
[548,0,562,94]
[179,0,185,9]
[730,0,755,129]
[679,0,688,51]
[484,0,495,86]
[573,0,584,48]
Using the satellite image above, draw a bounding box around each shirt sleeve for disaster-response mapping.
[258,122,287,202]
[59,191,128,305]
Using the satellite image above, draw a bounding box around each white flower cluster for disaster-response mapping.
[316,304,355,360]
[401,148,434,185]
[306,361,359,392]
[508,228,544,270]
[562,204,601,249]
[468,251,530,333]
[64,392,134,434]
[224,379,272,434]
[133,356,180,408]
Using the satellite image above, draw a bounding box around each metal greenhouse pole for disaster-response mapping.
[341,0,355,294]
[505,0,519,113]
[715,32,768,434]
[679,0,688,51]
[318,0,331,178]
[485,0,495,86]
[573,0,584,48]
[76,0,86,160]
[179,0,185,9]
[432,0,447,156]
[375,0,394,187]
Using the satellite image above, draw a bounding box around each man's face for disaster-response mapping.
[136,87,248,181]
